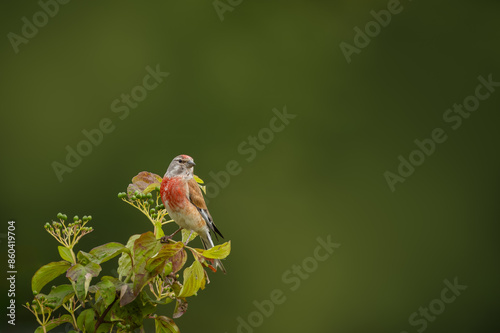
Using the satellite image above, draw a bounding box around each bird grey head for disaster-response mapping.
[165,154,196,178]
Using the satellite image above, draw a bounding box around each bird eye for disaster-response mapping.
[177,159,184,163]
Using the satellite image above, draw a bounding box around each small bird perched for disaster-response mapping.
[160,154,226,273]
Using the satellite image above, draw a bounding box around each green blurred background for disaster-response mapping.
[1,0,499,332]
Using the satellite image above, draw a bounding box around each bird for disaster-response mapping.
[160,154,226,273]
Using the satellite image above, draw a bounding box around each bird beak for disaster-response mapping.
[187,160,196,168]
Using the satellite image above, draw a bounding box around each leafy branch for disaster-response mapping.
[26,171,230,333]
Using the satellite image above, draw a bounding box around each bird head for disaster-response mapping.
[165,154,196,178]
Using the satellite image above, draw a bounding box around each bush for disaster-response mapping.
[25,171,230,333]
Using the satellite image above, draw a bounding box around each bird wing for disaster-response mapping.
[187,178,224,240]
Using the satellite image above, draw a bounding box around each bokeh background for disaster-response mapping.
[1,1,500,332]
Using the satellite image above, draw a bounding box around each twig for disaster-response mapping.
[94,296,118,332]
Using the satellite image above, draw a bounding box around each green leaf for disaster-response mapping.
[177,260,205,298]
[155,316,180,333]
[140,291,158,316]
[94,276,127,301]
[77,251,97,265]
[198,241,231,259]
[144,182,160,194]
[95,279,116,313]
[193,175,204,184]
[132,271,163,303]
[181,229,198,244]
[58,246,74,263]
[163,261,173,276]
[96,323,112,333]
[200,269,208,290]
[77,308,96,333]
[32,261,71,294]
[66,262,101,303]
[142,284,173,305]
[194,175,206,193]
[118,234,140,280]
[111,297,153,331]
[34,314,73,333]
[154,220,165,239]
[171,281,181,296]
[90,242,129,264]
[43,284,75,311]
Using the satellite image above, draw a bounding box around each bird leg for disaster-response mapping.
[160,227,183,243]
[184,230,194,246]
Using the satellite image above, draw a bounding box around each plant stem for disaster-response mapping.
[63,298,78,330]
[94,296,118,332]
[70,247,76,265]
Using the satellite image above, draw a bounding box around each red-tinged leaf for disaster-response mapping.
[122,232,162,306]
[155,316,180,333]
[132,232,161,272]
[127,183,141,199]
[119,283,135,307]
[94,279,116,313]
[149,242,185,274]
[173,298,188,319]
[118,234,140,280]
[66,262,101,302]
[128,171,162,197]
[133,171,162,185]
[157,242,184,259]
[170,248,188,274]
